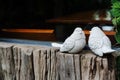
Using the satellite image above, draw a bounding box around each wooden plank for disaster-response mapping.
[46,48,51,80]
[0,45,15,80]
[13,46,34,80]
[0,29,56,41]
[50,48,57,80]
[33,49,41,80]
[84,30,115,36]
[1,29,54,34]
[74,54,81,80]
[13,46,21,80]
[65,54,75,80]
[56,52,66,80]
[39,49,47,80]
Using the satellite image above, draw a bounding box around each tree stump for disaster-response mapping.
[0,44,15,80]
[0,42,116,80]
[80,51,115,80]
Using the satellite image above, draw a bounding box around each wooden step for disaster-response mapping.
[0,29,56,41]
[84,30,116,36]
[1,29,54,33]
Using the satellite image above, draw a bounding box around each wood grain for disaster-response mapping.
[0,42,116,80]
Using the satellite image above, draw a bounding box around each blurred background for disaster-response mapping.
[0,0,111,28]
[0,0,115,43]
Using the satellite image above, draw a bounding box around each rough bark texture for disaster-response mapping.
[0,42,116,80]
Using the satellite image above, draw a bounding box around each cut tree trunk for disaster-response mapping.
[0,42,116,80]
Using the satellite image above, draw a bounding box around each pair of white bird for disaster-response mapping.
[51,27,115,56]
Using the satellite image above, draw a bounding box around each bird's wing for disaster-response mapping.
[60,38,75,52]
[102,36,111,47]
[89,37,103,50]
[102,36,115,53]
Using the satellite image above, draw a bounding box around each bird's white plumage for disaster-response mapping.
[60,38,75,52]
[88,27,115,56]
[51,27,86,53]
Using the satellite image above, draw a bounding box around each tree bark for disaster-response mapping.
[0,44,15,80]
[0,42,116,80]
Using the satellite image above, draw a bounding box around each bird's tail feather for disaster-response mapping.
[51,42,63,47]
[103,49,116,53]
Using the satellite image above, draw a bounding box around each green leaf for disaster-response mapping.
[110,8,120,17]
[116,17,120,25]
[112,1,120,9]
[112,18,117,26]
[112,17,120,26]
[111,0,120,44]
[115,32,120,43]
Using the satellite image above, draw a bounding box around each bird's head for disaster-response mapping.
[73,27,83,34]
[90,27,100,33]
[71,27,85,39]
[90,27,105,37]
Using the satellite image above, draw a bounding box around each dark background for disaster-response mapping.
[0,0,111,28]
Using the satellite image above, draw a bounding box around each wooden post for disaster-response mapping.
[13,46,34,80]
[0,42,116,80]
[80,51,116,80]
[0,44,15,80]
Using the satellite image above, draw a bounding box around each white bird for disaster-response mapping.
[52,27,86,53]
[88,27,115,56]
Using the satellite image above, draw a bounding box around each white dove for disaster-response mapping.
[52,27,86,53]
[88,27,115,56]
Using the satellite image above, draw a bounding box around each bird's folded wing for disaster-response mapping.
[60,39,75,52]
[89,37,103,50]
[102,36,111,47]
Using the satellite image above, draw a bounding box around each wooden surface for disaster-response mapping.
[1,29,54,33]
[46,10,112,24]
[84,30,115,36]
[0,29,56,41]
[0,28,116,44]
[0,42,116,80]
